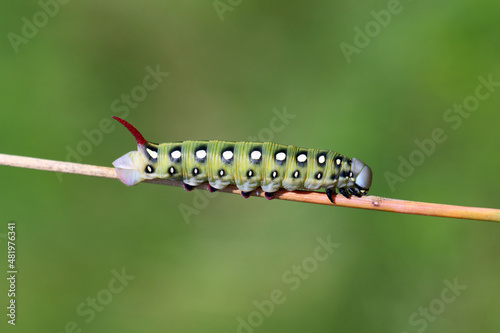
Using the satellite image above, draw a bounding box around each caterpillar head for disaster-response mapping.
[347,158,372,197]
[112,117,159,186]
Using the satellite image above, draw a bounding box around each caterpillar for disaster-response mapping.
[112,117,372,201]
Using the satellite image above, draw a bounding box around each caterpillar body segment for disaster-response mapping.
[112,117,372,200]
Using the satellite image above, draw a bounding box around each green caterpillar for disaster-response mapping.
[112,117,372,201]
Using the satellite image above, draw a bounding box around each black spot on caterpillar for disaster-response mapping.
[112,117,372,201]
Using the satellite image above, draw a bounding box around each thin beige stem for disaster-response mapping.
[1,153,499,222]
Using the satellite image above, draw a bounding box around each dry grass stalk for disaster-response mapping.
[1,153,499,222]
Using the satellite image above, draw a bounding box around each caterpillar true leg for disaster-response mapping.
[338,188,350,198]
[326,188,335,203]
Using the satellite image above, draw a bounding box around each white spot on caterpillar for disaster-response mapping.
[247,170,253,177]
[293,170,299,178]
[318,155,326,164]
[219,169,225,177]
[271,171,278,179]
[171,150,181,159]
[169,167,175,174]
[193,168,199,175]
[336,158,341,166]
[250,150,261,160]
[297,154,307,163]
[222,150,233,161]
[147,148,158,159]
[276,152,286,161]
[196,149,206,159]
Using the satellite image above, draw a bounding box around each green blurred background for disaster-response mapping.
[1,1,499,332]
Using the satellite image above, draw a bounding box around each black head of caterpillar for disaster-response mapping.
[112,117,373,200]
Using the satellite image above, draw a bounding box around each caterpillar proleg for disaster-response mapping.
[112,117,372,201]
